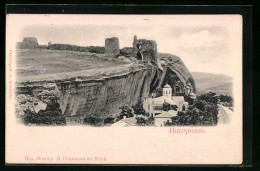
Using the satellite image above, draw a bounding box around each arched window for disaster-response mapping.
[176,86,180,93]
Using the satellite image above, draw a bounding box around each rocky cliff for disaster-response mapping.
[16,53,195,119]
[56,65,162,118]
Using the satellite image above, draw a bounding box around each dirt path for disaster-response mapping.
[218,105,233,124]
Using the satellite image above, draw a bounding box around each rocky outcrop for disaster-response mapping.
[105,37,120,56]
[159,53,196,94]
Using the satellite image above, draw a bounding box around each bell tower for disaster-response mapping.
[163,84,172,99]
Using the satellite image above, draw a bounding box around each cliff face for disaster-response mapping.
[16,53,195,119]
[55,65,162,118]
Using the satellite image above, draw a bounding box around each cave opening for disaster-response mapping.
[162,68,185,96]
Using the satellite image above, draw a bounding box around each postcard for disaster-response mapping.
[6,14,243,164]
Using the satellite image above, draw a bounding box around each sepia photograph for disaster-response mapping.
[6,14,243,164]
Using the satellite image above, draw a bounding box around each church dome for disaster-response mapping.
[164,84,171,88]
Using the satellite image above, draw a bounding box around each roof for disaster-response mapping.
[155,110,177,118]
[122,117,137,126]
[151,96,177,105]
[171,96,184,103]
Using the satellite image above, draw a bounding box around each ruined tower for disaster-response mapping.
[132,35,158,65]
[16,37,39,49]
[105,37,120,56]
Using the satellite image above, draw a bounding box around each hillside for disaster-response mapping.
[16,49,135,82]
[191,72,233,96]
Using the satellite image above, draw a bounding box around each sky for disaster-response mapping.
[8,14,242,77]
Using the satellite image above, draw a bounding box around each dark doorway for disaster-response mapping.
[137,51,142,60]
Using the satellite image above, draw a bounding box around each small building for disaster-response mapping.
[111,117,137,127]
[154,110,177,127]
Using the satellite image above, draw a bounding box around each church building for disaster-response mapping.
[143,84,189,118]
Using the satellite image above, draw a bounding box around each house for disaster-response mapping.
[154,110,178,127]
[111,117,137,127]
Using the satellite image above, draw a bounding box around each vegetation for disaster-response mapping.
[47,44,105,54]
[153,88,162,97]
[84,116,97,125]
[218,94,233,107]
[22,98,66,125]
[132,101,146,115]
[166,92,219,126]
[119,105,134,119]
[104,116,116,124]
[136,115,154,126]
[163,102,178,111]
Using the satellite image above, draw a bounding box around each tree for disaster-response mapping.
[132,101,146,115]
[119,105,134,119]
[198,92,219,104]
[136,115,154,126]
[22,98,66,125]
[154,88,162,97]
[172,92,219,126]
[163,102,178,111]
[219,94,233,107]
[136,115,147,126]
[23,109,66,126]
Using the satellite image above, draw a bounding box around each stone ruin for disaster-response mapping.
[105,35,159,65]
[132,35,158,65]
[16,37,39,49]
[17,35,159,66]
[105,37,120,56]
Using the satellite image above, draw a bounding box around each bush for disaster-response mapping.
[171,92,219,126]
[119,105,134,119]
[163,102,178,111]
[219,95,233,107]
[132,101,146,115]
[136,115,154,126]
[22,109,66,125]
[22,99,66,125]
